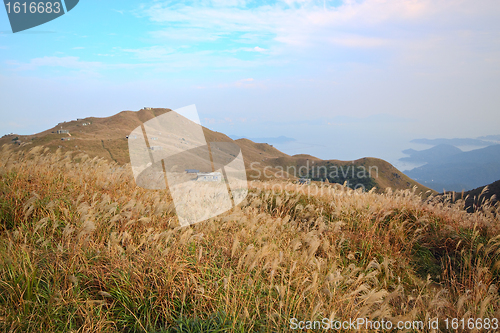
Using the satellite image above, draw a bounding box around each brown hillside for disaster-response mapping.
[0,108,233,165]
[0,108,435,194]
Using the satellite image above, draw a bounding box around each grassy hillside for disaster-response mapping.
[248,153,432,195]
[0,146,499,332]
[0,108,234,166]
[439,179,500,213]
[0,109,434,195]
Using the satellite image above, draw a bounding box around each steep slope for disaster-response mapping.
[0,108,434,194]
[440,179,500,212]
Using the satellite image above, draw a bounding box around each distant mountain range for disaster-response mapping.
[400,144,463,164]
[404,144,500,192]
[477,135,500,141]
[411,136,500,146]
[0,108,432,194]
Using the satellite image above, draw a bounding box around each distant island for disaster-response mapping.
[410,137,498,146]
[403,144,500,192]
[400,144,462,164]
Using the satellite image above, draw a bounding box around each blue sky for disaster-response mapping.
[1,0,500,168]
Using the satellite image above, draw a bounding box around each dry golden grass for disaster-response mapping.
[0,145,499,332]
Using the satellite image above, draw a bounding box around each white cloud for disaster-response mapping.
[139,0,500,56]
[5,56,156,77]
[149,29,229,42]
[328,34,389,48]
[8,56,103,71]
[225,46,268,53]
[121,45,177,61]
[253,46,267,52]
[216,77,263,88]
[12,0,494,78]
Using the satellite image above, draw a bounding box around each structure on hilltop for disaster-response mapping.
[196,172,222,182]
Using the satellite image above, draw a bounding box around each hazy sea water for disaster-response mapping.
[218,120,496,173]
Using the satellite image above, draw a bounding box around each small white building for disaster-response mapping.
[150,146,162,151]
[196,172,222,182]
[298,178,311,185]
[57,129,69,134]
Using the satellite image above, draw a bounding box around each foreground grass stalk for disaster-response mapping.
[0,146,499,332]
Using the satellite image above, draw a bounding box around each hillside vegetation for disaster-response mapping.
[441,179,500,213]
[0,108,234,166]
[0,146,499,332]
[0,108,433,194]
